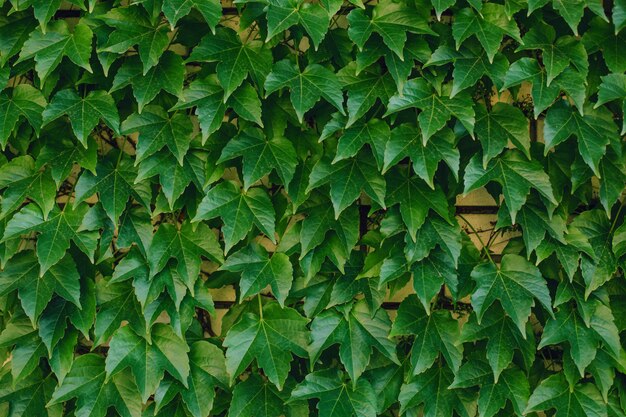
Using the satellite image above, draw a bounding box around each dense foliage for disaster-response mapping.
[0,0,625,416]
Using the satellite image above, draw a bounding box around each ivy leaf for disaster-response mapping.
[122,105,193,165]
[228,374,294,417]
[410,248,459,311]
[49,354,143,417]
[501,58,560,118]
[525,373,607,417]
[218,127,297,189]
[74,154,151,224]
[266,0,331,49]
[290,369,378,417]
[321,116,390,169]
[474,103,530,167]
[309,300,399,384]
[583,17,626,73]
[399,365,476,417]
[544,100,617,176]
[0,85,46,148]
[299,202,359,261]
[517,23,588,85]
[93,279,145,347]
[307,150,386,218]
[460,305,535,381]
[223,302,309,389]
[570,210,618,296]
[3,204,98,275]
[148,221,223,291]
[390,295,463,375]
[106,324,190,402]
[385,78,475,144]
[348,0,434,59]
[16,20,93,83]
[0,13,37,67]
[404,216,462,266]
[265,60,344,123]
[0,370,61,417]
[470,254,553,334]
[0,155,56,220]
[383,125,460,187]
[42,89,120,146]
[111,53,185,113]
[179,341,227,417]
[337,62,396,127]
[528,0,606,35]
[595,74,626,134]
[538,303,603,376]
[188,27,273,100]
[99,6,169,74]
[162,0,222,30]
[221,243,293,306]
[386,169,452,241]
[0,251,81,324]
[450,361,530,417]
[452,4,522,63]
[464,150,557,223]
[193,181,276,253]
[36,137,98,185]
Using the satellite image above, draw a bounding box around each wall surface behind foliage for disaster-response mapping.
[0,0,625,417]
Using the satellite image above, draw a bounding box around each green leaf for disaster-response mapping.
[49,354,143,417]
[106,324,190,402]
[474,103,530,167]
[347,0,435,59]
[460,305,535,381]
[223,301,309,389]
[470,254,553,334]
[595,74,626,134]
[122,105,193,165]
[386,169,452,241]
[265,60,344,123]
[74,154,151,224]
[180,341,227,417]
[410,248,458,311]
[386,78,475,144]
[309,300,399,384]
[42,89,120,146]
[290,369,377,417]
[338,62,396,127]
[16,20,93,83]
[383,125,459,187]
[99,6,170,74]
[3,203,98,274]
[188,27,273,99]
[464,150,557,223]
[0,155,56,219]
[222,243,293,306]
[451,361,530,417]
[544,101,617,176]
[517,23,588,85]
[326,118,390,169]
[299,202,359,260]
[583,17,626,73]
[266,0,332,49]
[162,0,222,30]
[525,373,607,417]
[0,13,36,67]
[453,4,521,63]
[148,221,223,291]
[111,53,185,113]
[0,251,80,324]
[307,150,386,218]
[36,136,98,185]
[538,303,612,376]
[193,181,276,253]
[0,85,46,148]
[218,127,297,189]
[228,374,293,417]
[390,294,463,375]
[501,58,560,118]
[399,365,476,417]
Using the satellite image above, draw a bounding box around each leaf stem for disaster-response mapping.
[258,294,264,319]
[458,213,495,264]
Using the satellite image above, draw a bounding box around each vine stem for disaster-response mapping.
[457,213,495,264]
[258,294,264,320]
